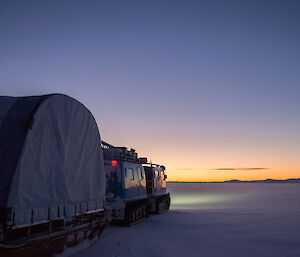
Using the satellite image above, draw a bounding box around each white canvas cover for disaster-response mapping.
[0,94,105,226]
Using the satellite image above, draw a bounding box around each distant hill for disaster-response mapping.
[224,178,300,183]
[168,178,300,183]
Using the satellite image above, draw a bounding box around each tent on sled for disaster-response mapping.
[0,94,105,229]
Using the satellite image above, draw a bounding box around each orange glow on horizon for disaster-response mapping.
[165,166,300,182]
[100,119,300,183]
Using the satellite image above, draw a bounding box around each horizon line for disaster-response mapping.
[167,178,300,183]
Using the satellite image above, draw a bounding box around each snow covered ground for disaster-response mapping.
[70,183,300,257]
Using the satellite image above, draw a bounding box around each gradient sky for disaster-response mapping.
[1,0,299,181]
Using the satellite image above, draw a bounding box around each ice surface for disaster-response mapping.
[70,183,300,257]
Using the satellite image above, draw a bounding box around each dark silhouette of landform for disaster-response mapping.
[169,178,300,183]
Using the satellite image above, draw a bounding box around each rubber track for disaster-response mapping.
[154,193,171,214]
[114,198,151,226]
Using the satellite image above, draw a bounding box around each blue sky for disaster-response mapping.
[1,0,299,181]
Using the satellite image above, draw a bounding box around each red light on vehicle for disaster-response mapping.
[111,160,117,166]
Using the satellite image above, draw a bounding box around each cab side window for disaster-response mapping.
[138,167,143,180]
[126,168,134,180]
[155,170,160,180]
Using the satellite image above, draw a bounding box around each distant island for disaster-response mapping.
[168,178,300,183]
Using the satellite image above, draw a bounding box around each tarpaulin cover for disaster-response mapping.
[0,94,105,226]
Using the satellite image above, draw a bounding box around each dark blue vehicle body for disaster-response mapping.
[102,142,150,225]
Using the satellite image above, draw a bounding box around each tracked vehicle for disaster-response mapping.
[101,141,150,226]
[0,93,170,256]
[0,94,107,257]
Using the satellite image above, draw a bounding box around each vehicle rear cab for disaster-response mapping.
[102,142,150,225]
